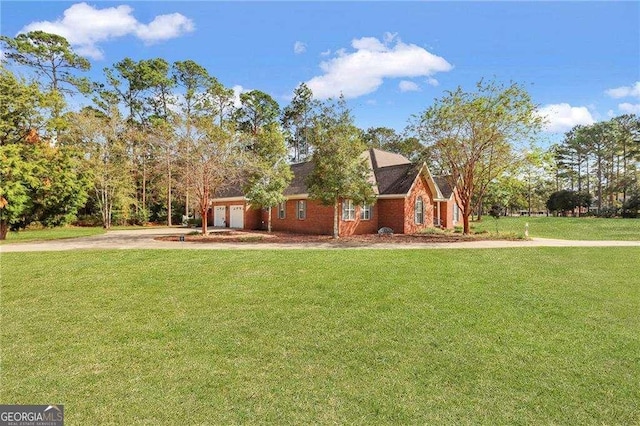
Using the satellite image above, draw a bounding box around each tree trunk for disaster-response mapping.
[333,200,339,239]
[200,205,208,235]
[462,197,471,235]
[0,219,8,240]
[463,212,471,235]
[167,161,172,227]
[267,207,272,233]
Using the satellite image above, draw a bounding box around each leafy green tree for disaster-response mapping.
[282,83,316,162]
[413,80,543,234]
[306,97,375,238]
[0,31,90,94]
[181,78,243,234]
[173,60,212,218]
[243,123,292,232]
[1,31,91,135]
[235,90,280,135]
[363,127,423,160]
[546,190,592,216]
[0,144,35,239]
[0,67,89,237]
[68,105,134,229]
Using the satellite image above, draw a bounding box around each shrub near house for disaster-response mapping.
[209,149,461,236]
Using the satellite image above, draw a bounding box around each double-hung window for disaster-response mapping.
[297,200,306,220]
[278,202,286,219]
[342,199,355,221]
[360,203,372,220]
[415,196,424,224]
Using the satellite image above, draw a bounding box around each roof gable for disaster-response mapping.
[211,149,453,201]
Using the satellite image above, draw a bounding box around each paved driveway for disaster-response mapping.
[1,228,640,252]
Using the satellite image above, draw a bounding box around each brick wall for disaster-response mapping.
[377,198,405,234]
[271,199,335,235]
[403,174,436,234]
[339,202,379,235]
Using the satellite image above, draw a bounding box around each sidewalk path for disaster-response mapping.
[2,228,639,252]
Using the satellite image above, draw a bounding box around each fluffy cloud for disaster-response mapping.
[605,82,640,99]
[399,80,420,92]
[232,85,246,108]
[306,35,452,99]
[20,2,194,60]
[426,77,439,87]
[618,103,640,114]
[293,41,307,54]
[536,103,595,133]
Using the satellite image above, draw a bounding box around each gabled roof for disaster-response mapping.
[374,163,420,195]
[283,161,314,196]
[368,148,411,169]
[433,175,454,199]
[212,149,454,201]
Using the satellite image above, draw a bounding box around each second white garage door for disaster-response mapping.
[229,205,244,228]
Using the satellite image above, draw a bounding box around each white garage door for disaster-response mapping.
[214,206,226,227]
[229,205,244,229]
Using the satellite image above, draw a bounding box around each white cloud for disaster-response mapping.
[306,34,452,99]
[20,2,194,60]
[536,103,595,133]
[619,103,640,114]
[232,85,246,109]
[293,41,307,54]
[605,82,640,99]
[320,49,331,56]
[426,77,439,87]
[399,80,420,92]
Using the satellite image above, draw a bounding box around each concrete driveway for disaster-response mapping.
[1,227,640,252]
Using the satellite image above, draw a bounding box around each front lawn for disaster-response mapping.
[2,249,638,424]
[471,216,640,240]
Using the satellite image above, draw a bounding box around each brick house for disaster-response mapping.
[208,149,461,236]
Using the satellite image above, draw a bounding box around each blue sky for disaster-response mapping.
[1,1,639,139]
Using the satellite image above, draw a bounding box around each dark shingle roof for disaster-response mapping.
[375,163,421,195]
[211,149,448,200]
[433,175,454,199]
[284,161,314,195]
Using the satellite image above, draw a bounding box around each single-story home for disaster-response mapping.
[208,148,461,236]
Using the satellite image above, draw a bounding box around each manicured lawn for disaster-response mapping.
[471,216,640,240]
[2,249,639,424]
[0,226,105,244]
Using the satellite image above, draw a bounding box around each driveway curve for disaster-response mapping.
[1,228,640,252]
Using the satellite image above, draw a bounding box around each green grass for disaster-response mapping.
[472,216,640,240]
[0,226,105,244]
[2,249,639,424]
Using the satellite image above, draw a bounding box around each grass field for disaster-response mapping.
[2,249,638,424]
[471,216,640,240]
[0,226,105,244]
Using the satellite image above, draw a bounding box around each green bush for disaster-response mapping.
[187,218,202,228]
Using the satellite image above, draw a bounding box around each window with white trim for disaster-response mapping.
[297,200,306,220]
[278,202,286,219]
[342,199,355,221]
[453,203,460,223]
[360,203,372,220]
[415,196,424,224]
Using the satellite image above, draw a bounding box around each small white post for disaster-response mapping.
[525,222,529,238]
